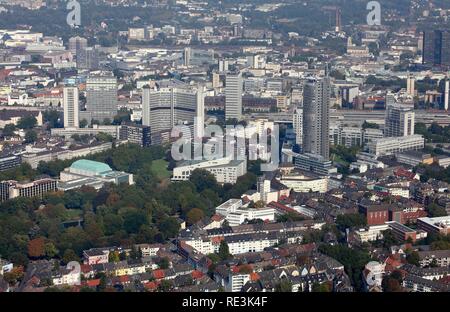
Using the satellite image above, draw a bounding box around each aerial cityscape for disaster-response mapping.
[1,0,450,295]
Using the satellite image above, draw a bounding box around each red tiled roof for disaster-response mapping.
[144,281,158,290]
[211,236,224,244]
[80,264,93,273]
[191,270,204,279]
[85,279,100,287]
[153,269,165,280]
[250,272,260,281]
[119,275,130,283]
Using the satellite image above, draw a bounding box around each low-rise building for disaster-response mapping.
[418,250,450,267]
[0,178,57,202]
[58,159,134,191]
[172,157,247,184]
[417,216,450,236]
[368,135,425,156]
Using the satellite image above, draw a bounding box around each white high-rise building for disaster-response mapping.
[384,104,415,137]
[63,87,79,128]
[225,72,243,121]
[293,108,303,147]
[195,85,205,138]
[302,77,331,160]
[445,78,449,111]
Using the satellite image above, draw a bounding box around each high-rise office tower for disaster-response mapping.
[63,86,79,128]
[302,77,331,160]
[195,85,205,138]
[142,85,200,135]
[445,78,449,111]
[212,72,220,88]
[407,74,415,96]
[184,48,215,67]
[68,36,87,57]
[82,74,117,124]
[218,59,229,72]
[77,47,99,70]
[423,30,450,67]
[225,72,243,121]
[384,104,415,137]
[385,92,396,107]
[293,107,303,148]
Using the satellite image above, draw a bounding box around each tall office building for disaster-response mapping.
[195,85,205,138]
[218,59,229,72]
[445,78,449,111]
[302,77,331,160]
[63,86,79,128]
[423,30,450,67]
[184,47,215,67]
[68,36,88,57]
[77,47,99,70]
[225,72,243,121]
[293,107,303,148]
[407,74,415,96]
[142,85,201,135]
[385,92,396,107]
[82,74,117,124]
[384,104,415,137]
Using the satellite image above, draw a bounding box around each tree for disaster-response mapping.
[312,282,331,292]
[218,241,232,261]
[2,124,16,137]
[62,249,79,264]
[158,217,180,240]
[186,208,204,225]
[275,279,292,292]
[123,210,148,234]
[158,280,172,292]
[17,116,37,129]
[362,121,379,129]
[3,267,24,286]
[96,132,113,142]
[406,250,420,266]
[109,251,120,263]
[427,203,448,218]
[24,130,38,144]
[43,110,63,128]
[79,119,88,128]
[190,169,219,193]
[157,257,170,270]
[44,242,59,259]
[28,237,45,258]
[336,213,367,230]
